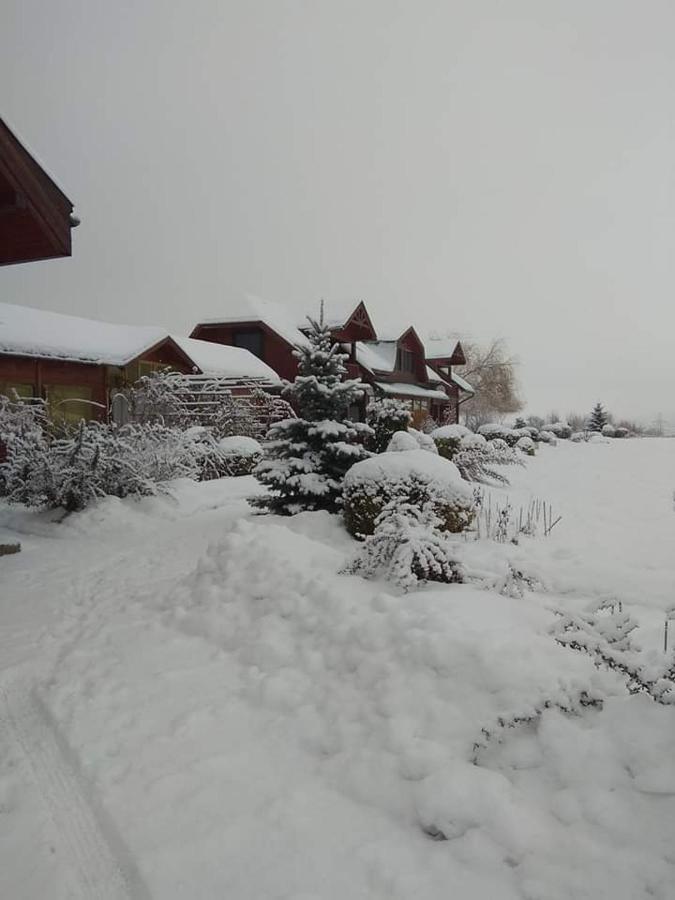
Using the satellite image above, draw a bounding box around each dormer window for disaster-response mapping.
[397,348,415,373]
[233,328,264,360]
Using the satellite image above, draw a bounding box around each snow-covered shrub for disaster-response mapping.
[516,435,536,456]
[253,319,372,515]
[365,398,412,453]
[122,369,192,427]
[217,435,262,476]
[346,500,463,591]
[570,431,586,443]
[547,422,572,439]
[3,421,197,512]
[538,430,557,445]
[178,426,250,481]
[602,423,617,438]
[0,394,49,496]
[477,423,520,447]
[407,427,438,454]
[459,432,486,451]
[386,430,420,453]
[342,449,475,538]
[614,426,629,439]
[431,423,472,460]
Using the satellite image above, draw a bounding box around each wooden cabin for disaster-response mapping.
[0,118,78,266]
[0,302,278,424]
[190,296,471,424]
[425,340,474,424]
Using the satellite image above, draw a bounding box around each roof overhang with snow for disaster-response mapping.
[0,119,77,267]
[374,381,449,402]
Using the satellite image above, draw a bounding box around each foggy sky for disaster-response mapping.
[3,1,674,424]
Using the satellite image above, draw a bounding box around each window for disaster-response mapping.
[45,384,95,423]
[0,382,34,400]
[397,348,415,373]
[138,360,167,378]
[233,329,264,359]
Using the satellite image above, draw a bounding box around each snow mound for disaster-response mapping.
[460,432,487,450]
[408,427,438,454]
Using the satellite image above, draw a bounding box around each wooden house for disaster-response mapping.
[190,296,472,424]
[425,340,475,424]
[0,302,278,423]
[0,118,78,266]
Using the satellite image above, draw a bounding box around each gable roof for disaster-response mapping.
[193,293,309,349]
[171,335,279,382]
[0,302,277,382]
[425,338,466,365]
[0,301,169,366]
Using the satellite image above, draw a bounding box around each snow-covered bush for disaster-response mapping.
[547,422,572,439]
[431,423,472,460]
[217,435,262,476]
[253,319,372,516]
[477,423,520,447]
[122,369,192,427]
[346,500,463,591]
[516,435,536,456]
[614,427,629,439]
[386,430,420,453]
[3,421,197,512]
[538,430,557,445]
[459,432,486,451]
[602,423,617,438]
[342,449,475,538]
[365,398,412,453]
[407,427,438,454]
[0,394,49,496]
[570,431,586,443]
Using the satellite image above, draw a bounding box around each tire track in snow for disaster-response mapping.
[1,681,151,900]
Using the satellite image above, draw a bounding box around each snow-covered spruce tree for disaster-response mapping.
[366,397,412,453]
[252,319,372,515]
[588,402,609,432]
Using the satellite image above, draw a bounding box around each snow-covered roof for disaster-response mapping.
[426,365,443,383]
[0,302,168,367]
[171,336,279,383]
[354,341,398,374]
[451,371,474,394]
[425,338,462,360]
[314,299,362,330]
[196,293,309,349]
[374,381,449,401]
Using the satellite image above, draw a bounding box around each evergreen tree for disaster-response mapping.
[514,417,527,430]
[252,319,372,515]
[588,402,609,432]
[366,398,412,453]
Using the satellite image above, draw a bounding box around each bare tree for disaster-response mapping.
[457,338,523,429]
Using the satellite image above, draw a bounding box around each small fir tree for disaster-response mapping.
[252,319,372,515]
[588,402,609,432]
[366,398,412,453]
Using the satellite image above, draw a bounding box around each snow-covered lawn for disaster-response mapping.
[1,439,675,899]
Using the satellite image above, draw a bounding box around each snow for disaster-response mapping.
[0,301,168,366]
[450,370,474,394]
[424,339,462,360]
[386,430,420,452]
[375,381,449,401]
[354,340,399,374]
[344,448,472,503]
[2,440,675,898]
[0,302,274,383]
[171,335,279,382]
[218,435,262,456]
[195,292,310,350]
[431,423,472,440]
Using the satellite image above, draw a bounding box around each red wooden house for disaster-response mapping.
[0,302,279,423]
[190,296,473,424]
[425,339,475,424]
[0,118,78,266]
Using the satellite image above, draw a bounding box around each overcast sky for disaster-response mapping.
[3,1,674,423]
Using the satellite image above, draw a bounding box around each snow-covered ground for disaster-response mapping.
[1,439,675,899]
